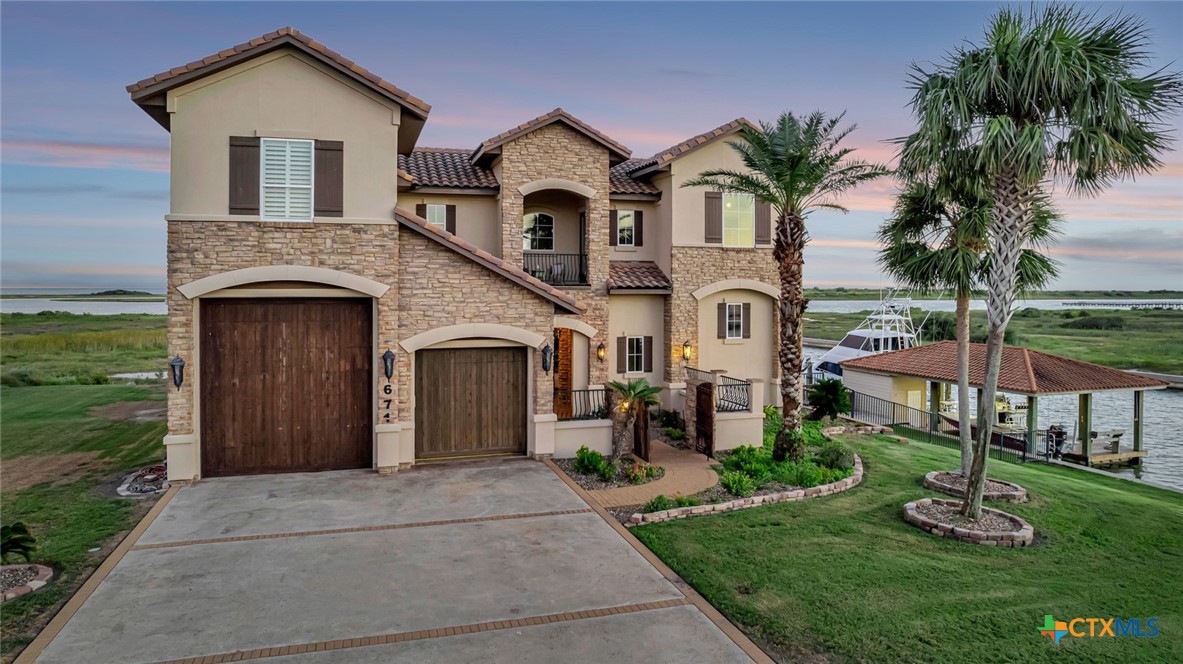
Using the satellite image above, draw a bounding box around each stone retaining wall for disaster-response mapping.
[902,497,1033,547]
[626,454,863,527]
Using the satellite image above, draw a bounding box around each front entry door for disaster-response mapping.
[553,328,574,419]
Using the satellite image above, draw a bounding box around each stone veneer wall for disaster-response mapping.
[396,228,558,419]
[498,123,610,385]
[165,221,400,436]
[664,247,779,385]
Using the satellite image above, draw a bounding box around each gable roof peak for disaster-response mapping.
[628,117,758,176]
[472,108,631,166]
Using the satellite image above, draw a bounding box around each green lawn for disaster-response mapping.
[632,436,1183,663]
[0,385,167,658]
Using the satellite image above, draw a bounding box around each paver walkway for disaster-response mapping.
[588,440,718,508]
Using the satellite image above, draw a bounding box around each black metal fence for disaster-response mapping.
[845,389,1032,464]
[523,252,588,286]
[685,367,713,384]
[716,375,752,412]
[554,388,607,421]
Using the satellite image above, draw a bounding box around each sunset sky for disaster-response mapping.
[2,1,1180,292]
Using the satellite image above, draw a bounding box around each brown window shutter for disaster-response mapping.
[228,136,260,215]
[643,336,654,373]
[704,191,723,243]
[609,209,618,246]
[415,203,427,219]
[445,204,457,234]
[616,336,627,374]
[314,140,344,218]
[742,303,752,338]
[755,200,771,244]
[717,302,727,339]
[634,210,644,247]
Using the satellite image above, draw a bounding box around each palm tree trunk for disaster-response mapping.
[773,212,808,462]
[613,409,636,461]
[955,292,972,476]
[963,170,1036,519]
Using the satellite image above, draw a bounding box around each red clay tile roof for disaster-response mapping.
[126,27,430,118]
[394,207,583,314]
[398,149,499,189]
[610,161,659,195]
[607,261,672,292]
[840,341,1168,396]
[472,108,631,164]
[629,118,758,174]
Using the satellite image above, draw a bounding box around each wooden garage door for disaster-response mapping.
[200,298,372,477]
[415,347,527,459]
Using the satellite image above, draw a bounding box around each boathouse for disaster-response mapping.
[840,341,1169,465]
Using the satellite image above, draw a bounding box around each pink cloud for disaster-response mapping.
[1,139,168,172]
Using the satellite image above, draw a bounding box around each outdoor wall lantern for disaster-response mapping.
[596,342,607,363]
[168,355,186,391]
[682,340,693,361]
[541,342,553,375]
[382,349,396,382]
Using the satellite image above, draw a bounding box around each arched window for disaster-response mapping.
[523,212,554,251]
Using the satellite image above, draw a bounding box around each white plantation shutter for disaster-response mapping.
[261,138,314,221]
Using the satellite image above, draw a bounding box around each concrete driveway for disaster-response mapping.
[31,459,757,663]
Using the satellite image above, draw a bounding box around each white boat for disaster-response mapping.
[814,291,921,377]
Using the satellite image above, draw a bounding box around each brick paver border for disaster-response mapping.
[922,470,1028,503]
[148,599,692,664]
[0,564,54,603]
[903,497,1034,547]
[132,509,592,551]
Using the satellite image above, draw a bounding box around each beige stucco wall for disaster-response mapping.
[608,200,660,262]
[667,137,772,247]
[554,419,613,458]
[400,193,500,255]
[167,50,401,221]
[607,294,665,389]
[696,288,777,404]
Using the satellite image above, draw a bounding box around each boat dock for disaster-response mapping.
[1061,300,1183,310]
[1060,442,1147,467]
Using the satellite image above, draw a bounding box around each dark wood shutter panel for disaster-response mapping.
[228,136,260,215]
[634,210,644,247]
[755,201,771,244]
[415,203,427,218]
[445,205,457,234]
[704,191,723,243]
[314,140,344,218]
[609,209,618,246]
[643,336,654,372]
[616,336,627,374]
[742,303,752,338]
[717,302,727,339]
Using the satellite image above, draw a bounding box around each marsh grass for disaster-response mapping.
[1,313,166,385]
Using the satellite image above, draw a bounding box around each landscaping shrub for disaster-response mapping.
[625,462,660,484]
[794,462,823,488]
[720,470,757,498]
[674,495,700,508]
[722,445,772,479]
[1062,315,1126,331]
[762,405,782,450]
[665,427,686,441]
[596,459,617,482]
[574,445,605,475]
[643,495,676,512]
[1,521,37,563]
[771,461,799,485]
[802,420,828,447]
[817,441,855,471]
[656,409,684,430]
[806,379,851,420]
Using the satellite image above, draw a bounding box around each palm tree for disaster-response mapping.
[878,175,1061,476]
[898,4,1182,518]
[684,111,890,462]
[606,378,663,460]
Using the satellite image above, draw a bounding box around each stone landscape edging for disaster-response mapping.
[626,454,863,527]
[923,470,1028,503]
[902,497,1034,547]
[1,564,53,602]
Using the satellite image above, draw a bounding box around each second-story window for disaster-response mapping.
[425,204,447,228]
[261,138,314,221]
[523,212,554,251]
[722,193,755,247]
[616,210,635,246]
[626,336,645,373]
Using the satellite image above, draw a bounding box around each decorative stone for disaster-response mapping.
[1,564,53,602]
[923,471,1028,503]
[901,497,1034,547]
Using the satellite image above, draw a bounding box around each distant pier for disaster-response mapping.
[1061,300,1183,310]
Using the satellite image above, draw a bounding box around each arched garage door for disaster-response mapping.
[200,298,373,476]
[415,347,528,459]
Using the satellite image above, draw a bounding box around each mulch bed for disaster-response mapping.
[1,566,38,594]
[930,472,1012,495]
[553,459,665,491]
[925,471,1028,503]
[914,501,1014,533]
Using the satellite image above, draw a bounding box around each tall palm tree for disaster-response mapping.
[898,4,1182,518]
[684,111,890,461]
[606,378,663,461]
[878,175,1061,476]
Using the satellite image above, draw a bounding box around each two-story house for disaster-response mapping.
[130,27,779,481]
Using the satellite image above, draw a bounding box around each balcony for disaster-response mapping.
[524,252,588,287]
